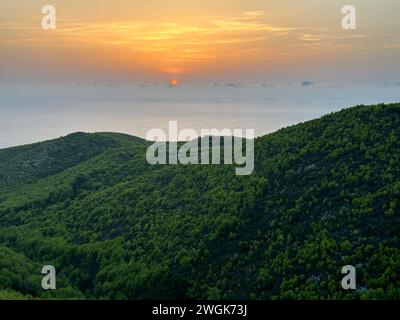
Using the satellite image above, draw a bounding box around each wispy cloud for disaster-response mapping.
[0,11,303,72]
[0,10,397,77]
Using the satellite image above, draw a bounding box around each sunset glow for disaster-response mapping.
[170,79,179,87]
[1,0,399,83]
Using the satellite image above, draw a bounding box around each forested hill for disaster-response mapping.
[0,103,399,300]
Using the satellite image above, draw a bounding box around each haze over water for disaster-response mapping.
[0,83,398,149]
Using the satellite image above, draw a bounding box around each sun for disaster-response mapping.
[170,79,179,87]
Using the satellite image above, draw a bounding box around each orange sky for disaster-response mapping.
[1,0,400,83]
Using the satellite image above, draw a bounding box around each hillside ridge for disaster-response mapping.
[0,102,399,300]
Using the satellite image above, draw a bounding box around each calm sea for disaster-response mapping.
[0,83,399,149]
